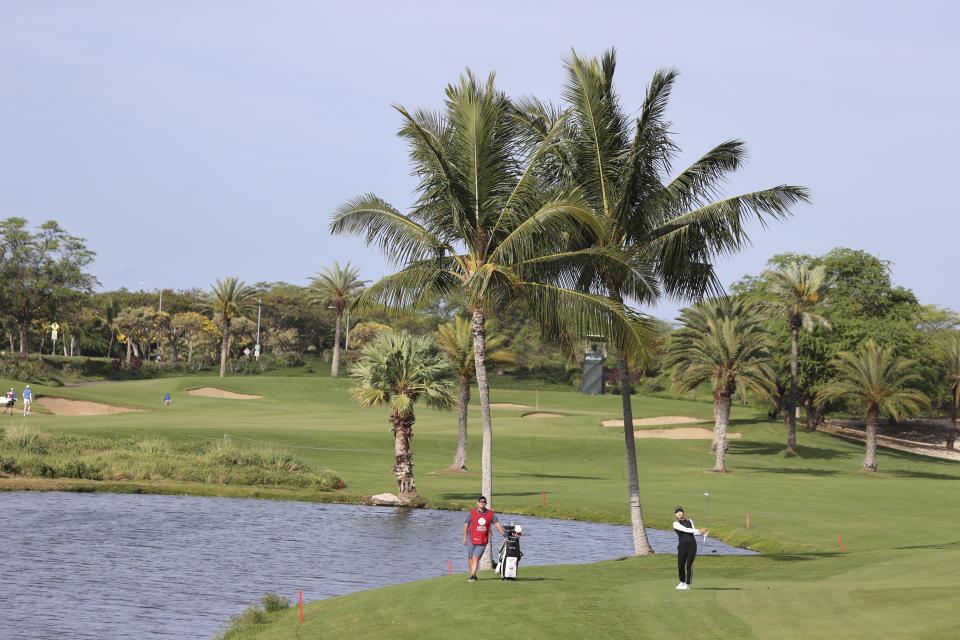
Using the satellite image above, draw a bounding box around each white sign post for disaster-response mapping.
[50,322,60,356]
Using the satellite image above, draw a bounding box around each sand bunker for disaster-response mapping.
[601,416,707,427]
[490,403,530,409]
[186,387,262,399]
[634,427,741,440]
[522,412,564,418]
[38,397,144,416]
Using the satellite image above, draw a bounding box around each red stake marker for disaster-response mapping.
[838,535,846,551]
[542,490,546,505]
[448,559,452,575]
[299,590,303,622]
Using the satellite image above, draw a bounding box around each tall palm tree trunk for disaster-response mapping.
[787,325,799,452]
[713,394,731,472]
[863,405,879,472]
[471,306,494,569]
[391,412,418,503]
[219,317,231,378]
[450,374,471,471]
[617,358,655,555]
[331,310,343,377]
[107,333,115,359]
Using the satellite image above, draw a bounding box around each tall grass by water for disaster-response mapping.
[0,426,341,489]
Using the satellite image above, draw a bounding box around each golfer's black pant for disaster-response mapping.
[678,543,697,584]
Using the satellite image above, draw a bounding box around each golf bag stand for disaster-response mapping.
[495,523,523,580]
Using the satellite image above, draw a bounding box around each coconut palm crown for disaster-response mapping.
[515,48,810,553]
[665,297,777,472]
[308,261,367,377]
[763,262,831,451]
[350,330,454,503]
[207,277,258,378]
[817,340,929,472]
[331,70,656,567]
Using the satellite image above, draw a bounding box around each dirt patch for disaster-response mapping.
[819,423,960,461]
[633,427,740,440]
[522,412,564,418]
[186,387,262,400]
[490,403,530,409]
[37,397,145,416]
[602,416,707,427]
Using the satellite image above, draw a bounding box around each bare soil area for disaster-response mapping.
[37,397,145,416]
[186,387,262,400]
[820,420,960,461]
[602,416,706,427]
[522,412,564,418]
[490,403,530,409]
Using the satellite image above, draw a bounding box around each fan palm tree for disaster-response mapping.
[763,262,831,451]
[818,340,929,472]
[350,330,454,503]
[516,49,810,552]
[308,262,367,377]
[940,333,960,449]
[434,316,515,471]
[99,295,123,359]
[665,298,776,472]
[331,70,654,567]
[208,277,258,378]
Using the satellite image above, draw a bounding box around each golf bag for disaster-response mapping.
[495,524,523,580]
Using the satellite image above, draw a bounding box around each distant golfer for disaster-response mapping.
[673,506,707,590]
[164,393,171,406]
[22,384,32,416]
[462,495,506,582]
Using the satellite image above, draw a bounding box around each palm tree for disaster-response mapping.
[665,298,776,472]
[308,262,366,377]
[208,277,258,378]
[763,262,831,451]
[516,49,810,553]
[434,316,515,471]
[940,333,960,449]
[350,331,454,503]
[331,70,653,567]
[818,340,929,472]
[99,295,123,359]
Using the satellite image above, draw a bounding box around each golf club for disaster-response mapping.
[703,492,710,541]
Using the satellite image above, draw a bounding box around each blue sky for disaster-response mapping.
[2,0,957,322]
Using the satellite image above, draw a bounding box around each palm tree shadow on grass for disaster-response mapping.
[735,465,840,476]
[884,469,960,480]
[730,441,851,460]
[502,472,606,480]
[764,552,844,562]
[894,541,960,551]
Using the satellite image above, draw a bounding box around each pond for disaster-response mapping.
[0,492,755,639]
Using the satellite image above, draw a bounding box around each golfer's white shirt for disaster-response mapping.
[673,519,698,534]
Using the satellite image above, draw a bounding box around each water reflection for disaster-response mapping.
[0,492,755,640]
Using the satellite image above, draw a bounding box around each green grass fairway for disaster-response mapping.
[2,375,958,639]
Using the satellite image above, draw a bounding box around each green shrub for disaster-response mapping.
[215,593,290,639]
[0,455,19,474]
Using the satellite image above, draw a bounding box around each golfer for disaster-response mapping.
[673,506,707,590]
[4,388,16,415]
[22,384,32,416]
[462,495,506,582]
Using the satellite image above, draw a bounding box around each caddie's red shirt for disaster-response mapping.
[469,508,495,545]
